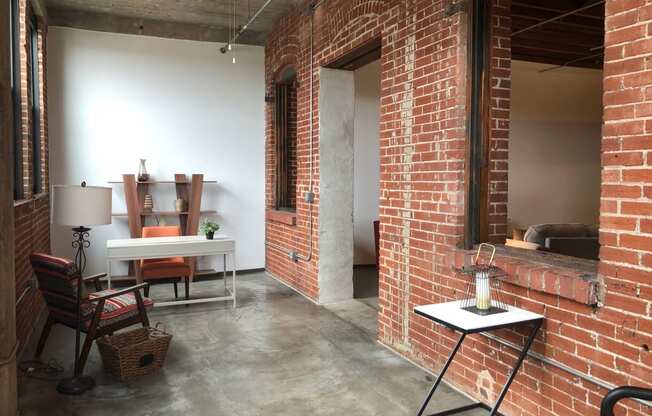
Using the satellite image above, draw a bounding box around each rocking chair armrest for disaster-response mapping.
[82,273,107,291]
[82,273,107,283]
[84,283,149,303]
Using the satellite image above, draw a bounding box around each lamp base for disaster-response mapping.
[57,375,95,395]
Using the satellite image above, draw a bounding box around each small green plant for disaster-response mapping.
[199,219,220,238]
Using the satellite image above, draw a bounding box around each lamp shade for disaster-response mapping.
[53,185,112,227]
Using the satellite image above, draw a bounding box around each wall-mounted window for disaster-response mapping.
[29,14,42,195]
[274,67,298,212]
[467,1,604,261]
[10,0,22,200]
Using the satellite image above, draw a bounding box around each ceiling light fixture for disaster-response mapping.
[220,0,274,54]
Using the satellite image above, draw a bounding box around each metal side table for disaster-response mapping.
[414,300,544,416]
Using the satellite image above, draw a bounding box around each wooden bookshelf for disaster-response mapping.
[109,173,217,279]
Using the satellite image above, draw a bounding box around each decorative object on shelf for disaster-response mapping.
[137,158,150,182]
[143,194,154,213]
[52,182,113,395]
[174,198,186,213]
[199,219,220,240]
[453,243,507,316]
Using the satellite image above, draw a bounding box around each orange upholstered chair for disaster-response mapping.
[140,226,192,299]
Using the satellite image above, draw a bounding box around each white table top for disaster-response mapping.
[415,300,543,333]
[106,234,235,261]
[107,234,233,248]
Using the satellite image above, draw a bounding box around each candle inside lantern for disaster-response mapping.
[475,269,491,310]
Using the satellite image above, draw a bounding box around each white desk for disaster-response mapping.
[106,235,236,308]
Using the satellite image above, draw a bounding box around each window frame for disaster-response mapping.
[274,67,298,213]
[464,0,492,249]
[465,2,603,263]
[10,0,22,200]
[29,13,42,195]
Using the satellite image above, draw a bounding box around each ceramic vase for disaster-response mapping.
[138,159,150,182]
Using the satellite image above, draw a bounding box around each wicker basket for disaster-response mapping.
[96,325,172,381]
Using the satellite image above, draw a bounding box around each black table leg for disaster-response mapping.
[416,319,543,416]
[487,320,542,416]
[417,333,466,416]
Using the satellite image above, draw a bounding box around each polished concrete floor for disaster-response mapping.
[18,272,479,415]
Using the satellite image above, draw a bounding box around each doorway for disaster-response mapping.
[317,39,382,305]
[352,60,381,309]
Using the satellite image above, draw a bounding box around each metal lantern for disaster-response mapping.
[454,243,508,316]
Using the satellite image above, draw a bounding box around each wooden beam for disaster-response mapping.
[512,0,604,19]
[123,174,142,283]
[0,1,18,414]
[175,174,189,234]
[325,38,382,71]
[185,174,204,236]
[512,1,604,36]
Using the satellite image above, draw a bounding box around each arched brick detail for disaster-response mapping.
[266,33,300,87]
[328,0,383,42]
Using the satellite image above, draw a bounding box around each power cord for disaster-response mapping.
[19,359,64,381]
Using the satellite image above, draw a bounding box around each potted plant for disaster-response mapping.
[199,219,220,240]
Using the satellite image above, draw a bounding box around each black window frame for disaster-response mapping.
[465,0,491,249]
[29,13,42,195]
[274,67,298,212]
[10,0,22,200]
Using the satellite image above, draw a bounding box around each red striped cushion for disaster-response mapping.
[87,290,154,321]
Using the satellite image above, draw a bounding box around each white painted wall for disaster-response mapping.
[353,61,381,265]
[48,27,265,276]
[508,60,602,232]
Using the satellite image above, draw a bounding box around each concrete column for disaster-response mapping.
[0,3,18,416]
[318,68,355,303]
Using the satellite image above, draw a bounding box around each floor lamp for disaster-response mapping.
[53,182,112,395]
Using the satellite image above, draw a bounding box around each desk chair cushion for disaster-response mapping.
[141,226,191,279]
[141,257,191,279]
[84,289,154,328]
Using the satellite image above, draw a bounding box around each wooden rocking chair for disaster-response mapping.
[30,253,154,374]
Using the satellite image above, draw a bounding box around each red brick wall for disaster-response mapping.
[265,4,320,299]
[487,0,510,243]
[14,198,49,347]
[598,0,652,406]
[265,0,652,415]
[14,0,49,351]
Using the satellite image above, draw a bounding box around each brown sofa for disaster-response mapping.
[523,223,599,260]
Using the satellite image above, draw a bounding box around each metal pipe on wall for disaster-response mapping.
[265,0,319,262]
[481,333,651,408]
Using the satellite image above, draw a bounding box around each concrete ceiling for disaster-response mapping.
[45,0,303,45]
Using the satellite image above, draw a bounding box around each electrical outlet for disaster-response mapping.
[289,251,299,262]
[304,191,315,203]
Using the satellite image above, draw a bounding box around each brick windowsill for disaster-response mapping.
[267,209,297,226]
[13,192,49,208]
[452,245,600,306]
